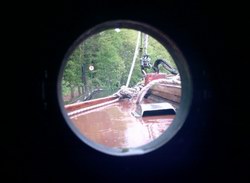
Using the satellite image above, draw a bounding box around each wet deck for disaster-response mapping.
[69,99,174,148]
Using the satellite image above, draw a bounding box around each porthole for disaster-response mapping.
[58,20,192,156]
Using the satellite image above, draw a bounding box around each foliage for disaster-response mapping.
[62,29,177,102]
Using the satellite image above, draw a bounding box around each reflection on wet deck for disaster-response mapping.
[70,99,174,148]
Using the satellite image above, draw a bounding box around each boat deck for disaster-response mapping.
[69,99,174,148]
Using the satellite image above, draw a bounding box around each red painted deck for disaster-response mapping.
[69,99,174,148]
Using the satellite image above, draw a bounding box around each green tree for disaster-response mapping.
[62,28,178,103]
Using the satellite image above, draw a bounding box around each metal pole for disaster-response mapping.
[126,31,141,87]
[144,34,148,54]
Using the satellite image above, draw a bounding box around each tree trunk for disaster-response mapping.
[78,86,81,95]
[70,86,74,100]
[82,86,84,95]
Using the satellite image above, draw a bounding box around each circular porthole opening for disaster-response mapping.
[58,20,192,156]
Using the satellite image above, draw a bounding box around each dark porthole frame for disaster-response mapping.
[57,20,192,156]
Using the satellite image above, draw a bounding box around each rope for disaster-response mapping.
[114,82,144,99]
[126,31,141,87]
